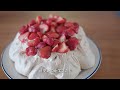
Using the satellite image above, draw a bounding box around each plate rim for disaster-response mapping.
[1,37,102,79]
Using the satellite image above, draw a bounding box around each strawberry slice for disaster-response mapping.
[19,32,30,43]
[19,25,29,35]
[42,35,54,46]
[29,20,36,26]
[37,32,43,39]
[36,42,46,49]
[50,26,56,32]
[28,32,39,40]
[56,17,66,24]
[40,23,49,34]
[39,46,52,59]
[66,28,75,36]
[59,34,66,42]
[46,32,59,39]
[58,42,69,53]
[36,16,42,24]
[53,39,60,47]
[56,25,66,34]
[26,47,37,56]
[27,37,40,47]
[28,25,40,33]
[52,44,59,52]
[64,22,74,28]
[66,37,79,50]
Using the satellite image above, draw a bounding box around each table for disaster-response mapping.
[0,11,120,79]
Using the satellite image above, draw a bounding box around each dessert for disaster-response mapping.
[9,14,95,79]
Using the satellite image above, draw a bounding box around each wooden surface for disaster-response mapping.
[0,11,120,79]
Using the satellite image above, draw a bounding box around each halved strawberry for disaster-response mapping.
[53,39,60,47]
[39,23,49,34]
[19,32,30,43]
[36,42,46,49]
[50,26,56,32]
[46,19,52,26]
[28,25,40,33]
[26,47,37,56]
[56,25,66,34]
[36,16,42,24]
[19,25,29,35]
[64,22,74,28]
[27,37,40,47]
[56,17,66,24]
[58,42,69,53]
[29,20,36,26]
[66,28,75,36]
[52,44,59,52]
[37,32,43,39]
[66,37,79,50]
[39,46,52,59]
[59,34,66,42]
[46,32,59,39]
[42,35,54,46]
[28,32,39,40]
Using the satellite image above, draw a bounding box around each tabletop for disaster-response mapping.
[0,11,120,79]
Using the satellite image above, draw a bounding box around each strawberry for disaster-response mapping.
[36,42,46,49]
[64,22,74,28]
[39,23,49,34]
[66,28,75,36]
[56,17,66,24]
[59,34,66,42]
[19,25,29,35]
[50,26,56,32]
[46,32,59,39]
[28,32,39,40]
[39,46,52,59]
[27,37,40,47]
[42,35,54,46]
[56,25,66,34]
[19,32,30,43]
[46,19,52,26]
[26,47,37,56]
[53,39,60,47]
[52,44,59,52]
[28,25,40,33]
[36,16,42,24]
[29,20,36,26]
[73,23,79,33]
[66,37,79,50]
[58,42,69,53]
[37,32,43,39]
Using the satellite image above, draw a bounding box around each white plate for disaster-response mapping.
[1,37,102,79]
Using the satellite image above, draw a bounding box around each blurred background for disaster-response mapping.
[0,11,120,79]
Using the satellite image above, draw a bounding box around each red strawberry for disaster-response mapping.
[36,42,46,49]
[39,46,52,59]
[59,34,66,42]
[64,22,74,28]
[19,25,29,35]
[36,16,42,24]
[46,32,59,39]
[37,32,43,39]
[56,25,66,34]
[73,23,79,33]
[50,26,56,32]
[58,42,69,53]
[46,19,52,26]
[27,37,40,47]
[56,17,66,24]
[53,39,60,47]
[42,35,54,46]
[52,44,59,52]
[19,32,30,43]
[28,32,39,40]
[28,25,40,33]
[66,28,75,36]
[29,20,36,26]
[40,23,49,34]
[66,37,79,50]
[26,47,37,56]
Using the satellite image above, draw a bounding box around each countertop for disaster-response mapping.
[0,11,120,79]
